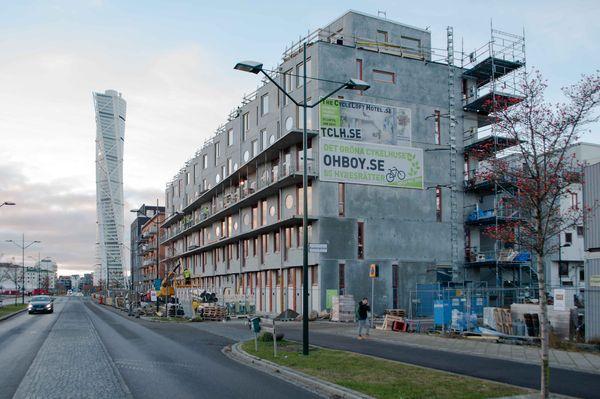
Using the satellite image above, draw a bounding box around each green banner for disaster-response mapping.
[319,138,424,189]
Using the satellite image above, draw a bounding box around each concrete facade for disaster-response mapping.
[159,11,513,315]
[139,212,166,292]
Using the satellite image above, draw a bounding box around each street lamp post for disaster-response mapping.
[235,47,369,355]
[0,201,16,208]
[6,235,41,304]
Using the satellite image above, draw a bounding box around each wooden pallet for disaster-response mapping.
[200,305,227,321]
[385,309,406,318]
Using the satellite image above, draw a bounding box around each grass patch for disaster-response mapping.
[0,303,28,318]
[241,340,527,399]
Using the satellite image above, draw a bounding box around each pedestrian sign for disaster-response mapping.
[369,264,379,278]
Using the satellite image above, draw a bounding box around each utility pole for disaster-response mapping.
[5,235,40,304]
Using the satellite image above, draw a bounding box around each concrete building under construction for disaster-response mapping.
[160,11,527,315]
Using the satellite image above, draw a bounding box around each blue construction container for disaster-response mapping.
[415,283,441,317]
[433,300,452,328]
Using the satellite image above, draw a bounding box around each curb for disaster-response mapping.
[0,307,28,321]
[223,342,374,399]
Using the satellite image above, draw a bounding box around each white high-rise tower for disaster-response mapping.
[94,89,126,289]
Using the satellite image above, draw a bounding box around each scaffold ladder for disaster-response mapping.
[447,26,460,279]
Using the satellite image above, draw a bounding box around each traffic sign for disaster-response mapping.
[369,264,379,278]
[309,243,328,253]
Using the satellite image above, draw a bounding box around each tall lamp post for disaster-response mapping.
[235,45,369,355]
[6,235,41,304]
[0,201,16,208]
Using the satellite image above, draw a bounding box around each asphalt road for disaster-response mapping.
[277,325,600,399]
[0,297,317,399]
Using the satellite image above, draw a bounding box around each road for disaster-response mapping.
[0,297,316,399]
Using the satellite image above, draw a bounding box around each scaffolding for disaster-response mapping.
[461,23,531,301]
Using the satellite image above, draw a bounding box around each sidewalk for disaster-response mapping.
[305,321,600,375]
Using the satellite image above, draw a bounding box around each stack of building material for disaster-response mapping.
[379,314,404,330]
[493,308,512,334]
[510,303,576,340]
[199,304,228,321]
[331,295,355,322]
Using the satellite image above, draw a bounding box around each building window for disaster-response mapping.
[274,232,280,253]
[296,61,308,88]
[261,94,269,116]
[377,30,388,43]
[284,69,293,105]
[392,264,399,309]
[402,36,421,51]
[559,262,569,277]
[373,69,395,84]
[565,232,573,244]
[227,128,234,146]
[214,142,220,166]
[262,234,268,254]
[338,183,345,216]
[261,129,268,150]
[577,226,584,236]
[252,205,258,229]
[338,264,345,295]
[434,110,441,145]
[253,237,258,257]
[202,179,207,191]
[311,266,318,286]
[221,165,226,179]
[571,192,578,209]
[356,59,363,80]
[243,239,249,258]
[242,112,249,141]
[252,140,258,157]
[203,154,208,169]
[357,222,364,259]
[227,158,232,176]
[436,186,442,222]
[261,200,267,226]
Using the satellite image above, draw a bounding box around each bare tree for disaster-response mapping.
[480,69,600,397]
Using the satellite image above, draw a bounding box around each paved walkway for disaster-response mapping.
[305,321,600,375]
[12,298,131,399]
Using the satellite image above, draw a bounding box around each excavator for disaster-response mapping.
[159,262,180,298]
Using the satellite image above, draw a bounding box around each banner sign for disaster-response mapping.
[320,99,411,144]
[319,138,424,189]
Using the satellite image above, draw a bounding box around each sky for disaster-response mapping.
[0,0,599,276]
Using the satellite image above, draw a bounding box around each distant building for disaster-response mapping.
[0,262,19,291]
[547,143,600,290]
[138,211,166,292]
[130,204,165,291]
[56,275,72,294]
[0,258,58,293]
[94,89,126,288]
[79,273,94,293]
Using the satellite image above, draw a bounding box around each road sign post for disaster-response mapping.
[369,264,379,328]
[261,319,277,357]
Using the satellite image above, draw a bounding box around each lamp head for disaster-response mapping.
[2,202,16,206]
[234,61,263,74]
[345,78,370,91]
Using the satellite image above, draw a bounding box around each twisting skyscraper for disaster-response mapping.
[94,90,126,288]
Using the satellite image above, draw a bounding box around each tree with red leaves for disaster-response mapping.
[481,69,600,397]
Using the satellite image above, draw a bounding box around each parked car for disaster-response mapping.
[28,295,54,314]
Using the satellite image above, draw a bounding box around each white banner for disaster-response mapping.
[320,99,411,145]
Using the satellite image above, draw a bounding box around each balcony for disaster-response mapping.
[161,165,317,244]
[465,248,531,267]
[162,215,316,263]
[465,207,521,226]
[463,57,524,88]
